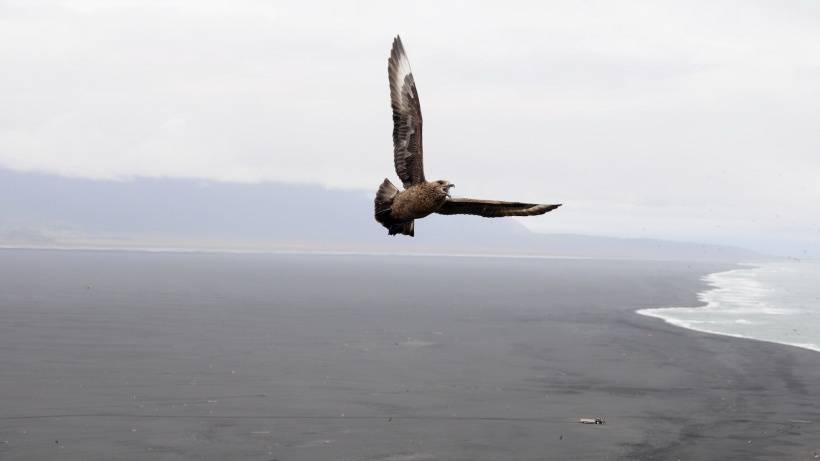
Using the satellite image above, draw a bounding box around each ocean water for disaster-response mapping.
[639,262,820,353]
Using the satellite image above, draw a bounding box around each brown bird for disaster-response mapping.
[375,36,561,237]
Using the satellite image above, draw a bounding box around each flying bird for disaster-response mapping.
[374,36,561,237]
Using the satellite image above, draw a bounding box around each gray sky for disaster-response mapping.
[1,0,819,256]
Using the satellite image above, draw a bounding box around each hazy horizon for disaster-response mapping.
[0,167,769,261]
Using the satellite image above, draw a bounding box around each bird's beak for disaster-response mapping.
[446,184,455,197]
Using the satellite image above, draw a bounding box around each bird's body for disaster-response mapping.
[374,36,561,237]
[375,178,450,236]
[390,182,449,221]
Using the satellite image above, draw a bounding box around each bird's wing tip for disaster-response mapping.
[538,203,562,213]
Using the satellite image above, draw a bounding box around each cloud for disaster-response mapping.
[0,0,818,254]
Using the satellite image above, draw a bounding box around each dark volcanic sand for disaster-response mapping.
[0,250,818,460]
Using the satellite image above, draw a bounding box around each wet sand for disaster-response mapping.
[0,250,818,460]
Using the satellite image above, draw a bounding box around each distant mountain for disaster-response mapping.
[0,169,761,261]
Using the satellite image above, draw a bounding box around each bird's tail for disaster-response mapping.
[374,178,414,237]
[390,221,414,237]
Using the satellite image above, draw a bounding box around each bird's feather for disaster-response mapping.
[436,198,561,217]
[388,36,425,188]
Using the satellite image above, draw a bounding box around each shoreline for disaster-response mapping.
[639,310,820,354]
[637,262,820,354]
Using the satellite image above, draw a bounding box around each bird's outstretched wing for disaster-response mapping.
[437,198,561,217]
[388,36,425,188]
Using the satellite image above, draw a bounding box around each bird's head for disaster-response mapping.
[435,180,455,197]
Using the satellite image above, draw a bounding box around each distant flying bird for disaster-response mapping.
[374,36,561,236]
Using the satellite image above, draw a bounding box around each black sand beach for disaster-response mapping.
[0,250,818,460]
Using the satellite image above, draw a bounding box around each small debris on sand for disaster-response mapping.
[579,417,605,425]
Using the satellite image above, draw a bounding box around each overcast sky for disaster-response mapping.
[1,1,818,256]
